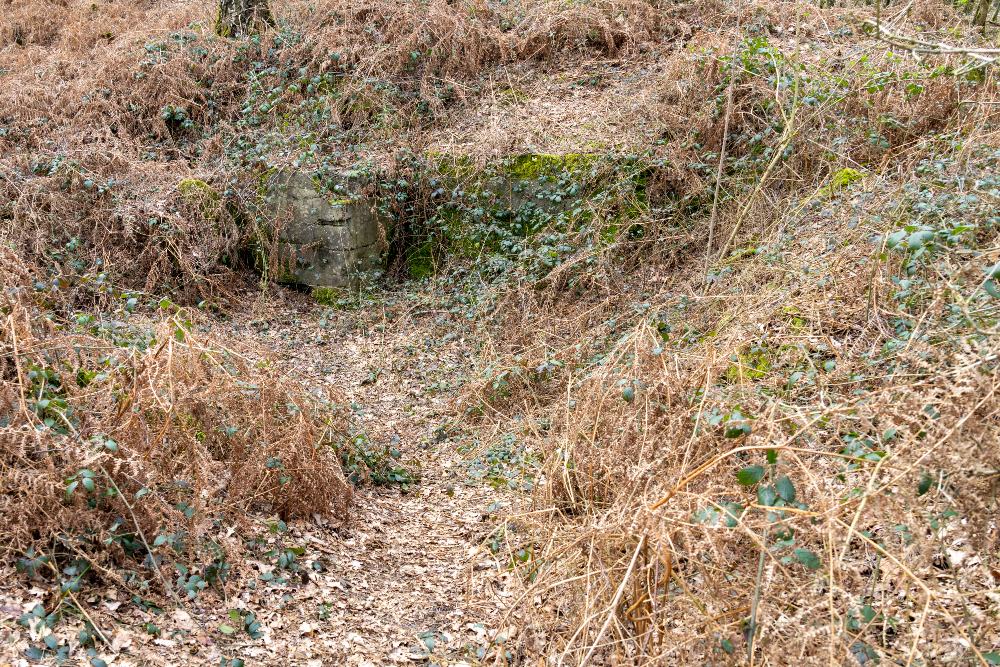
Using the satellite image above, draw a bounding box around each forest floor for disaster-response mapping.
[0,283,521,667]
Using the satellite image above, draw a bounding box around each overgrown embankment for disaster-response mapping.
[3,0,1000,664]
[445,14,1000,666]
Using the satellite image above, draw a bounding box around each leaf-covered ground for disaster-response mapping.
[0,284,522,666]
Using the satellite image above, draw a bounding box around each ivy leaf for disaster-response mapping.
[757,485,778,507]
[794,548,822,570]
[906,229,934,250]
[885,230,906,248]
[724,422,751,438]
[917,472,933,496]
[861,605,878,624]
[736,465,764,486]
[721,502,744,528]
[775,475,796,502]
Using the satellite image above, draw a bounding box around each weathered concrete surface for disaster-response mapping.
[265,171,381,287]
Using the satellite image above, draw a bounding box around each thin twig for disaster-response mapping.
[574,534,647,667]
[704,8,743,284]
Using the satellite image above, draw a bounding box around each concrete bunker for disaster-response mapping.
[265,171,382,288]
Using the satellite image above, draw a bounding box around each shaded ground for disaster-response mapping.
[0,284,519,666]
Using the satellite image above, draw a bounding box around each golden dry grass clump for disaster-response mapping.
[0,249,351,592]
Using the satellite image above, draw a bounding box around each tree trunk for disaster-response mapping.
[973,0,988,28]
[216,0,274,38]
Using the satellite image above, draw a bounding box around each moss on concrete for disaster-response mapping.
[312,286,346,306]
[503,153,597,181]
[177,178,221,219]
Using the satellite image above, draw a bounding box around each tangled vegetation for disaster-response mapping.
[2,0,1000,664]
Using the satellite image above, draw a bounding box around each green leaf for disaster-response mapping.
[906,229,934,250]
[985,279,1000,299]
[724,422,751,438]
[721,502,743,528]
[757,485,778,507]
[766,448,778,465]
[794,548,822,570]
[693,506,720,526]
[218,624,237,635]
[736,465,764,486]
[860,604,877,624]
[775,475,796,502]
[917,472,933,496]
[720,638,735,654]
[885,230,905,248]
[982,651,1000,665]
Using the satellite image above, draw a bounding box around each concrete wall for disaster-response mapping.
[265,171,381,287]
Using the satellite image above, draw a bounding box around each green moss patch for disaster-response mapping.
[724,345,775,384]
[312,286,346,306]
[177,178,222,219]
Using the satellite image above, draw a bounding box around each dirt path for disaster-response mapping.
[193,288,518,665]
[1,286,518,666]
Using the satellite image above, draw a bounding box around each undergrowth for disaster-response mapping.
[3,0,1000,664]
[1,249,353,588]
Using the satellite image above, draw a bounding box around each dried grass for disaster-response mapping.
[457,13,1000,663]
[3,0,1000,657]
[0,249,351,593]
[470,166,1000,662]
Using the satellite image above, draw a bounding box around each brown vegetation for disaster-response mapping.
[0,247,351,600]
[2,0,1000,663]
